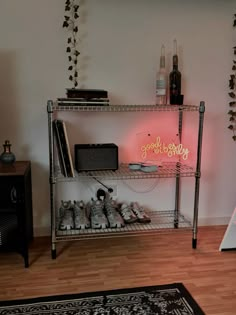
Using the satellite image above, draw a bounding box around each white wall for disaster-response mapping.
[0,0,235,236]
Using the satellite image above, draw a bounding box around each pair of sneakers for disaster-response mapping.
[59,200,90,230]
[89,197,125,229]
[104,197,125,228]
[119,202,151,224]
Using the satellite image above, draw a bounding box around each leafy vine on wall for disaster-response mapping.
[63,0,80,88]
[228,14,236,140]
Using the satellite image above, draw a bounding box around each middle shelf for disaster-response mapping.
[54,162,196,182]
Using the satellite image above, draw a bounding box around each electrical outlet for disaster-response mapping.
[94,184,117,197]
[109,184,117,197]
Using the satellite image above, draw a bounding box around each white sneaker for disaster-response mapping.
[104,198,125,228]
[73,200,90,229]
[89,199,109,229]
[130,202,151,223]
[119,203,137,224]
[59,200,74,230]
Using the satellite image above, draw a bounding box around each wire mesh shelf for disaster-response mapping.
[55,210,192,241]
[51,103,199,112]
[54,162,196,182]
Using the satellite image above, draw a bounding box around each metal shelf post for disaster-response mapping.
[192,101,205,248]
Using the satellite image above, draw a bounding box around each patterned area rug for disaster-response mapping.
[0,283,205,315]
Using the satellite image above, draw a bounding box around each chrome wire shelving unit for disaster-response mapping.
[47,100,205,259]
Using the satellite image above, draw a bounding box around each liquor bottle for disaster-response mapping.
[169,39,181,104]
[156,45,167,105]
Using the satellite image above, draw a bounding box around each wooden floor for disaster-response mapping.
[0,226,235,314]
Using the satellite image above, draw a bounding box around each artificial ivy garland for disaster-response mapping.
[228,14,236,140]
[63,0,80,88]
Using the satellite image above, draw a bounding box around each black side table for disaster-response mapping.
[0,161,33,267]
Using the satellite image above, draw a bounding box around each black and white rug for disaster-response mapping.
[0,283,205,315]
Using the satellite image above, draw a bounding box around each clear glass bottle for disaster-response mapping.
[156,45,167,105]
[169,39,182,104]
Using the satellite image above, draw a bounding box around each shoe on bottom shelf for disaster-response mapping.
[130,202,151,223]
[89,199,109,229]
[73,200,90,229]
[59,200,74,230]
[104,198,125,228]
[119,203,137,224]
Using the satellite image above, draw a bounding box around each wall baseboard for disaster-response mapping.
[34,227,51,237]
[198,217,230,226]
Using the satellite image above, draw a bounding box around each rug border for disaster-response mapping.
[0,282,205,314]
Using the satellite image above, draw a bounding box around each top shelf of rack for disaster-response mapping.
[48,102,199,113]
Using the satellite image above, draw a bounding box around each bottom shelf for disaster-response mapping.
[55,210,192,241]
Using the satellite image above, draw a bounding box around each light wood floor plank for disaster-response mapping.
[0,226,235,314]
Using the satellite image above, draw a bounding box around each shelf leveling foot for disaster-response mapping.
[51,249,56,259]
[192,238,197,249]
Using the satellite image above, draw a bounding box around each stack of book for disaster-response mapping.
[57,89,109,106]
[53,119,75,178]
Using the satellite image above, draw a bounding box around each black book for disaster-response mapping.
[53,120,67,177]
[66,89,108,99]
[57,98,109,106]
[53,120,75,178]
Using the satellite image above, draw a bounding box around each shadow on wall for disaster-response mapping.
[0,51,19,152]
[31,161,50,236]
[202,111,228,218]
[0,52,51,236]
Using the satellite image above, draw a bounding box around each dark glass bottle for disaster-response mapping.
[169,39,181,104]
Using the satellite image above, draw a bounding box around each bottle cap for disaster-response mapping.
[160,45,165,68]
[173,39,177,55]
[173,39,178,65]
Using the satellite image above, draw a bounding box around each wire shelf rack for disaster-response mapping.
[54,162,196,182]
[52,103,199,112]
[55,210,192,241]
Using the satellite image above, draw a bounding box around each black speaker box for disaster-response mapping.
[74,143,118,172]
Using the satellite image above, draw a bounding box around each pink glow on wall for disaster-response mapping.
[119,112,197,165]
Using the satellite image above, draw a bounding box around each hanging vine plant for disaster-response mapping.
[63,0,80,88]
[228,13,236,140]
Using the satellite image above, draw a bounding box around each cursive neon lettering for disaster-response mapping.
[140,136,190,160]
